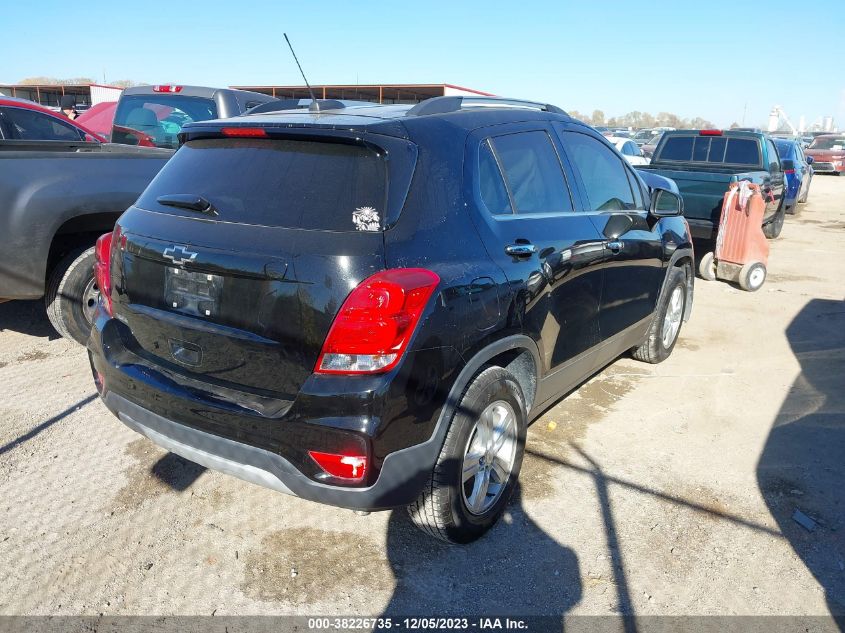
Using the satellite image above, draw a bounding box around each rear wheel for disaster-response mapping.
[798,176,810,203]
[698,252,716,281]
[408,366,526,544]
[762,205,785,239]
[632,266,687,364]
[45,246,98,345]
[739,262,766,292]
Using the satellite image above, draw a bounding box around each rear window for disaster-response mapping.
[112,95,218,149]
[658,135,761,166]
[137,138,387,231]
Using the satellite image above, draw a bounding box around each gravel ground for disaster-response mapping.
[0,177,843,619]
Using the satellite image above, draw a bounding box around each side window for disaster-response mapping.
[626,170,645,209]
[478,140,512,215]
[767,140,782,172]
[1,107,84,141]
[629,142,643,157]
[622,142,636,156]
[561,132,637,212]
[488,130,573,214]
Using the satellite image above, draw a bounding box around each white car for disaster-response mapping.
[607,136,650,165]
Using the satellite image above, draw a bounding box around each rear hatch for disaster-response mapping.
[112,132,412,401]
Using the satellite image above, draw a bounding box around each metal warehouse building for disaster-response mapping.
[229,83,493,104]
[0,83,123,109]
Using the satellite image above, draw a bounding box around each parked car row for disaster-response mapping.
[0,89,831,544]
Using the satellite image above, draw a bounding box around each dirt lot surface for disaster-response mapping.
[0,177,843,620]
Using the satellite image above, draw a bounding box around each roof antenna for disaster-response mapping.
[284,33,320,112]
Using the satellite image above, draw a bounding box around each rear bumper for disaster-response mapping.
[88,310,461,511]
[101,391,439,511]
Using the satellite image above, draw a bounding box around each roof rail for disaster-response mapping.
[406,96,566,117]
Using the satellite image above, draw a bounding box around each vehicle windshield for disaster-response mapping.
[112,95,218,149]
[808,137,845,150]
[633,130,654,141]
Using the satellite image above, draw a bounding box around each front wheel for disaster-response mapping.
[632,266,688,364]
[408,366,526,543]
[45,246,98,345]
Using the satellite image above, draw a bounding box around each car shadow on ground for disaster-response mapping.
[0,299,59,340]
[757,298,845,621]
[150,453,207,491]
[379,483,583,620]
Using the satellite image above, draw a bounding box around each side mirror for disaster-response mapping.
[806,155,814,165]
[650,188,683,217]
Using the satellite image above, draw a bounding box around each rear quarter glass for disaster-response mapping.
[136,139,388,231]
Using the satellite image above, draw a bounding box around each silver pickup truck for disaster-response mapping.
[0,133,171,343]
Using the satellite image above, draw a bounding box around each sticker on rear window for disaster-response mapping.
[353,206,380,232]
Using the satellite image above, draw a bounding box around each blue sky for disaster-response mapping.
[1,0,842,128]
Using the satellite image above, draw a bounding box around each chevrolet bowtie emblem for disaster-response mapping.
[163,245,198,266]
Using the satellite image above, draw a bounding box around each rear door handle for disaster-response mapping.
[504,243,537,259]
[605,240,623,253]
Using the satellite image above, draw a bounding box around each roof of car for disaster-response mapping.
[183,97,576,140]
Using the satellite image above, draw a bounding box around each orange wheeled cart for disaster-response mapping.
[698,181,770,292]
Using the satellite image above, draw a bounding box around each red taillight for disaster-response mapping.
[316,268,440,375]
[152,85,183,93]
[784,169,795,175]
[94,225,120,317]
[699,129,723,136]
[308,451,368,482]
[221,127,267,138]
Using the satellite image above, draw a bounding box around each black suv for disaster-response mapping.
[89,97,693,543]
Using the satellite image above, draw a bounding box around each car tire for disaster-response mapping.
[798,176,811,204]
[632,266,687,364]
[762,205,785,239]
[408,366,526,544]
[739,262,766,292]
[698,252,717,281]
[45,246,98,345]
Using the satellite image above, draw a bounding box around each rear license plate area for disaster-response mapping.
[164,267,223,317]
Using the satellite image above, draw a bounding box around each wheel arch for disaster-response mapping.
[46,212,120,287]
[664,248,694,322]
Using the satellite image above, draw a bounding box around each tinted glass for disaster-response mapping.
[659,136,694,161]
[626,169,644,209]
[112,95,218,149]
[0,107,84,141]
[692,137,709,161]
[724,138,761,165]
[708,137,727,162]
[491,131,573,214]
[563,132,636,211]
[478,140,512,214]
[137,139,387,231]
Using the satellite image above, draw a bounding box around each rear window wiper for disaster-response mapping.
[156,194,218,217]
